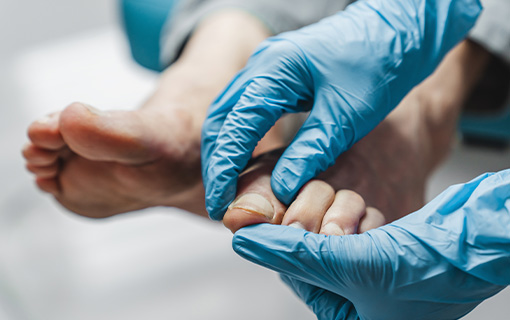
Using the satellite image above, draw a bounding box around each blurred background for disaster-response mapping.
[0,0,509,319]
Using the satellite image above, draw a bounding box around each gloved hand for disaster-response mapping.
[233,170,510,320]
[201,0,482,219]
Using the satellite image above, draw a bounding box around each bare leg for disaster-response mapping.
[23,11,277,218]
[224,40,491,234]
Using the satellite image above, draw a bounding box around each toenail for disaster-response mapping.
[229,193,274,220]
[321,223,345,236]
[288,222,306,230]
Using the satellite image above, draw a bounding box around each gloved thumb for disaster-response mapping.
[232,224,375,296]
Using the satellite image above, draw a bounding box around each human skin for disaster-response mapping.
[23,10,278,218]
[223,40,492,234]
[23,6,489,231]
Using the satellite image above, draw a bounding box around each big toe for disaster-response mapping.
[59,102,159,164]
[223,153,287,233]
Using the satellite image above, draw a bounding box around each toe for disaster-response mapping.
[26,162,59,179]
[319,190,367,236]
[358,207,386,233]
[27,112,66,150]
[223,156,287,233]
[282,180,335,233]
[59,102,160,164]
[22,144,59,166]
[225,194,276,233]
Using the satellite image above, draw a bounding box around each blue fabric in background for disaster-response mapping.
[120,0,178,71]
[460,106,510,143]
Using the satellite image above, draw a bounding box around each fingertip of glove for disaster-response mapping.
[206,201,229,221]
[232,233,246,254]
[232,224,298,269]
[205,187,229,220]
[232,224,262,243]
[270,172,296,205]
[232,224,276,249]
[232,225,260,258]
[204,170,239,220]
[233,224,309,251]
[207,211,223,221]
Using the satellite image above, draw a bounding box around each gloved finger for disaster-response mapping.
[280,274,358,320]
[271,90,367,205]
[233,223,377,295]
[203,77,307,220]
[319,189,367,236]
[201,70,251,169]
[281,180,335,233]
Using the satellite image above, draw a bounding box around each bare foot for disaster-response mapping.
[24,102,207,217]
[24,97,284,218]
[23,11,274,218]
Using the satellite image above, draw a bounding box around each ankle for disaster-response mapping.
[140,65,214,137]
[414,41,491,172]
[140,10,271,142]
[178,10,271,72]
[408,85,458,174]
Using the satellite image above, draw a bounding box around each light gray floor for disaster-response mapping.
[0,1,509,319]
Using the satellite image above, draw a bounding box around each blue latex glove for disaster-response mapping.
[201,0,482,219]
[233,170,510,320]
